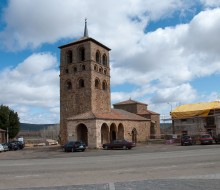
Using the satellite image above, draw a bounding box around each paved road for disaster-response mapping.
[0,144,220,189]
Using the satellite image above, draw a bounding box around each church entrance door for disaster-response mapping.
[132,128,137,143]
[110,123,117,142]
[101,123,109,144]
[77,124,88,146]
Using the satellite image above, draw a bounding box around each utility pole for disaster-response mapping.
[6,127,9,143]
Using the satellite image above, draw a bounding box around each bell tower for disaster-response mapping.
[59,20,111,144]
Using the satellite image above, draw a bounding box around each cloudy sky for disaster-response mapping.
[0,0,220,124]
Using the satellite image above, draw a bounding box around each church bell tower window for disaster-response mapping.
[96,51,101,63]
[66,50,72,64]
[79,79,85,88]
[79,47,85,61]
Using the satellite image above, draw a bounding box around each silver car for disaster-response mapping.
[2,143,9,151]
[0,144,4,152]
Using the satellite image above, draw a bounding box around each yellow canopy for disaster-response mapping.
[171,101,220,119]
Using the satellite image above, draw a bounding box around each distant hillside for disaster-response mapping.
[20,123,57,131]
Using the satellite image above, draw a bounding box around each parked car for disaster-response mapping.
[7,142,19,151]
[199,134,214,145]
[102,140,136,150]
[181,135,195,146]
[213,134,220,144]
[10,141,25,149]
[0,144,4,152]
[2,143,9,151]
[63,141,86,152]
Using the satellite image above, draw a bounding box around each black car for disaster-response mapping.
[10,141,25,149]
[7,142,19,151]
[181,135,195,146]
[102,140,136,150]
[63,141,86,152]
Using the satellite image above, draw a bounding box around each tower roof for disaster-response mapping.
[58,19,111,51]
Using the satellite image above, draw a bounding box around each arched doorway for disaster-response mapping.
[150,122,156,139]
[118,123,124,140]
[77,124,88,146]
[110,123,117,142]
[101,123,109,144]
[132,128,137,143]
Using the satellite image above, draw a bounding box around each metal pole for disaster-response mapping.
[6,127,9,143]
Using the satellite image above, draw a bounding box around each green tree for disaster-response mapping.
[0,105,20,139]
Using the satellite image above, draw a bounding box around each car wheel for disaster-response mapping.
[123,146,127,150]
[81,149,85,152]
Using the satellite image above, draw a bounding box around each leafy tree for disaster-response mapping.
[0,105,20,139]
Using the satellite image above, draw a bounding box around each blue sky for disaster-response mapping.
[0,0,220,124]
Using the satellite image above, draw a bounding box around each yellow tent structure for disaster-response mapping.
[171,101,220,119]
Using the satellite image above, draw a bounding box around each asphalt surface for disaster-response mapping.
[0,143,220,190]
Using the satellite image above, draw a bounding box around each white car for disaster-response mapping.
[0,144,4,152]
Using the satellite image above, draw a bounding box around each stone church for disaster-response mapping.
[59,20,160,148]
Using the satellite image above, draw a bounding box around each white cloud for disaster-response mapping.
[201,0,220,7]
[0,0,188,50]
[0,53,60,124]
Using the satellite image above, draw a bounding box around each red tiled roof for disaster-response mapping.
[113,99,148,106]
[137,109,160,115]
[68,109,149,121]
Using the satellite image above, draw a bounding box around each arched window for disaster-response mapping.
[79,79,85,88]
[73,67,77,72]
[78,47,85,61]
[65,69,69,74]
[95,78,100,89]
[66,50,72,64]
[96,51,100,63]
[104,69,107,75]
[102,54,107,66]
[94,65,98,71]
[99,67,103,73]
[65,80,72,90]
[102,80,107,90]
[82,65,86,70]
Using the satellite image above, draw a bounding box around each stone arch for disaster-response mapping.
[78,46,85,61]
[96,50,101,63]
[78,78,85,88]
[102,54,107,66]
[82,65,86,70]
[99,67,103,73]
[104,69,107,75]
[73,66,77,72]
[101,123,109,144]
[65,80,72,90]
[66,50,72,64]
[118,123,124,140]
[95,78,101,89]
[150,122,156,139]
[77,123,88,146]
[102,80,107,90]
[94,64,98,71]
[132,128,137,143]
[110,123,117,142]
